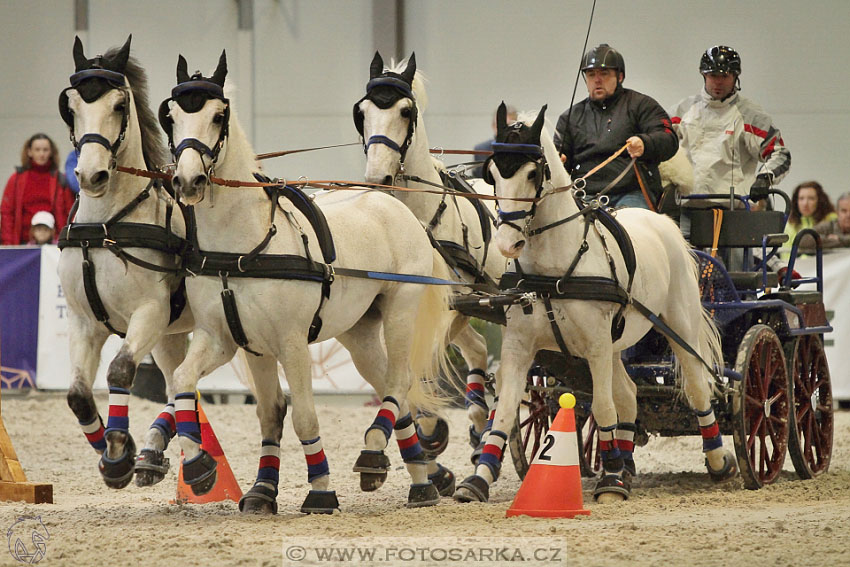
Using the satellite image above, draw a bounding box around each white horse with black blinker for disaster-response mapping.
[58,36,194,489]
[354,52,508,464]
[161,51,454,514]
[453,103,737,504]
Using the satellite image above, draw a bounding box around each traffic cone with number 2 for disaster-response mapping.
[506,393,590,518]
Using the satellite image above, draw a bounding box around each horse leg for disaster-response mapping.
[66,313,110,455]
[612,356,638,480]
[589,349,632,503]
[171,329,235,496]
[447,317,491,459]
[135,333,187,487]
[455,331,535,503]
[278,339,340,514]
[237,354,288,515]
[100,303,169,489]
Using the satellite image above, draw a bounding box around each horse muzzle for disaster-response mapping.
[172,172,207,205]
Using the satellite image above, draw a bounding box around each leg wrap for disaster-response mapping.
[598,424,624,473]
[174,392,201,444]
[80,414,107,453]
[477,429,507,482]
[696,407,723,452]
[105,387,130,435]
[365,396,399,443]
[301,436,329,483]
[464,369,488,411]
[616,422,637,475]
[394,413,426,464]
[151,403,177,442]
[257,439,281,489]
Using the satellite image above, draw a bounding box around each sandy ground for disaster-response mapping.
[1,390,849,567]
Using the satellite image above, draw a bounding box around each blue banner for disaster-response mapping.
[0,247,41,388]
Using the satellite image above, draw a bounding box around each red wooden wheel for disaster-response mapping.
[784,335,833,478]
[732,325,790,489]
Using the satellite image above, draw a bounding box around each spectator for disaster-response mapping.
[785,181,837,249]
[554,43,678,209]
[670,45,791,204]
[472,105,517,178]
[807,192,850,249]
[28,211,56,245]
[1,133,75,245]
[64,150,80,194]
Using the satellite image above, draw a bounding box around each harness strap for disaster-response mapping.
[219,272,263,357]
[633,162,657,212]
[542,295,571,359]
[81,243,125,338]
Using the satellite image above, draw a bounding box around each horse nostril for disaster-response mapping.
[172,176,182,190]
[514,240,526,251]
[91,170,109,187]
[192,174,208,188]
[382,175,393,186]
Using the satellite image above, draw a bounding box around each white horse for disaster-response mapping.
[58,36,194,489]
[161,51,453,514]
[354,52,508,462]
[453,103,737,503]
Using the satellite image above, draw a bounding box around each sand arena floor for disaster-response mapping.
[1,391,848,566]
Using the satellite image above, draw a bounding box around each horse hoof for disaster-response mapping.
[134,449,170,487]
[407,482,440,508]
[239,483,278,515]
[428,464,456,497]
[453,474,490,503]
[417,418,450,459]
[183,450,218,496]
[98,433,136,489]
[301,490,340,514]
[593,473,631,501]
[706,452,738,483]
[353,450,390,492]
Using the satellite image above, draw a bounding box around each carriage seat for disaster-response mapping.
[687,209,786,248]
[761,290,823,305]
[727,271,778,289]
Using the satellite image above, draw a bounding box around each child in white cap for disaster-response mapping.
[29,210,55,245]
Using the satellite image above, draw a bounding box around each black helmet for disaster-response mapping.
[700,45,741,75]
[581,44,625,77]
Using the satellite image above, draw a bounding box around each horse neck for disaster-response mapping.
[394,121,456,230]
[519,181,587,273]
[192,128,284,250]
[74,105,160,224]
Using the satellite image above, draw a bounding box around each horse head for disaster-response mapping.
[59,35,135,197]
[484,103,550,258]
[354,51,419,186]
[162,51,230,205]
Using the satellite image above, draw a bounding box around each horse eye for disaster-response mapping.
[400,107,412,119]
[114,103,125,113]
[213,114,225,124]
[527,170,536,181]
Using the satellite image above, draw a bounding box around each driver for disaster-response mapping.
[670,45,791,203]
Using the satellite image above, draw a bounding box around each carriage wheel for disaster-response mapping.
[784,335,833,478]
[732,325,790,489]
[577,412,601,478]
[508,384,553,480]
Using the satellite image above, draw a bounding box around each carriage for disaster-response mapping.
[495,191,834,490]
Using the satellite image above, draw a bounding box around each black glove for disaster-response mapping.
[749,172,773,202]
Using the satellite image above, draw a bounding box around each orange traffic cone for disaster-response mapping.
[506,393,590,518]
[173,397,243,504]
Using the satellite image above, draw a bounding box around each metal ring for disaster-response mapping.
[573,177,587,191]
[237,255,246,273]
[598,195,610,207]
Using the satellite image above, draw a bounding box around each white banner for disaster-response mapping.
[34,246,370,393]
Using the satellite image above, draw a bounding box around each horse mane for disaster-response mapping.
[516,111,571,189]
[387,58,429,113]
[103,46,169,170]
[221,85,261,172]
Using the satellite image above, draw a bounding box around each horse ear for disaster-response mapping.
[211,50,228,86]
[177,55,190,84]
[73,36,87,71]
[113,34,132,74]
[496,101,508,138]
[370,51,384,79]
[401,52,416,84]
[530,104,548,141]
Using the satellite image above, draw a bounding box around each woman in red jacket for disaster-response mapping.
[1,133,75,245]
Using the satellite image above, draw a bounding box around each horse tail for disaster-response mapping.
[698,305,724,393]
[406,250,455,416]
